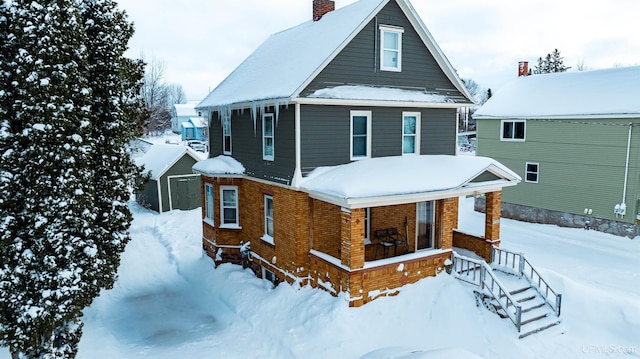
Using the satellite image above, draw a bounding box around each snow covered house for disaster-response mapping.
[474,66,640,237]
[135,143,203,213]
[194,0,520,306]
[181,116,208,141]
[171,101,201,133]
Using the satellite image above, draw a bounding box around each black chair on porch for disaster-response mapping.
[374,229,395,259]
[387,227,409,255]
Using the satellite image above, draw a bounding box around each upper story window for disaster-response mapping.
[501,120,526,141]
[380,25,404,72]
[350,110,372,160]
[204,183,214,226]
[402,112,420,155]
[263,113,274,161]
[525,162,539,183]
[222,115,232,155]
[220,186,239,228]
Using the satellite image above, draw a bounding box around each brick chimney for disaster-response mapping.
[313,0,335,21]
[518,61,529,77]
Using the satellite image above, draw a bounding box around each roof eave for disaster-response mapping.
[305,178,518,209]
[292,97,472,108]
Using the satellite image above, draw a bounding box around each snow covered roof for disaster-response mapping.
[192,155,246,176]
[135,143,203,180]
[189,117,207,128]
[474,66,640,120]
[173,102,199,117]
[299,155,520,208]
[197,0,470,110]
[309,85,451,103]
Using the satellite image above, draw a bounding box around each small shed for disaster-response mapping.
[181,117,208,141]
[135,143,204,212]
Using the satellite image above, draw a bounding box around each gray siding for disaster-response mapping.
[210,106,296,184]
[301,1,466,102]
[158,155,200,212]
[477,118,640,224]
[300,105,456,173]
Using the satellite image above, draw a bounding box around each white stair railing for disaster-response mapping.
[452,252,523,332]
[491,246,562,316]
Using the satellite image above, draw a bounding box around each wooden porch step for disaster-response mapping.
[519,316,562,339]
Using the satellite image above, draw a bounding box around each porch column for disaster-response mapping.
[440,197,458,249]
[340,207,365,269]
[485,191,501,241]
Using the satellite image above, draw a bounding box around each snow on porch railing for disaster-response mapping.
[452,252,523,332]
[491,246,562,317]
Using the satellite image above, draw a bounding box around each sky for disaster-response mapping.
[117,0,640,102]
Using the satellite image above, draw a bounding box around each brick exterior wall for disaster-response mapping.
[309,250,452,307]
[452,230,499,262]
[199,175,492,307]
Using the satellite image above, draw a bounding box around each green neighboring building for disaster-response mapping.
[474,66,640,237]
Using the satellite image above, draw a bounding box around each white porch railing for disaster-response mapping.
[452,252,523,332]
[491,246,562,317]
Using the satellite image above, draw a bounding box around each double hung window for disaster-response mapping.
[220,186,239,227]
[350,110,372,160]
[222,115,232,154]
[402,112,420,155]
[380,25,403,72]
[263,113,274,161]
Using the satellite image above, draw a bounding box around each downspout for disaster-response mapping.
[619,122,633,218]
[292,103,302,187]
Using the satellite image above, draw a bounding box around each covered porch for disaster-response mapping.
[299,155,520,306]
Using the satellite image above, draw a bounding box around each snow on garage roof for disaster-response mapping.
[135,143,202,180]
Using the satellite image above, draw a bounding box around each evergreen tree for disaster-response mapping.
[0,0,145,357]
[533,49,570,74]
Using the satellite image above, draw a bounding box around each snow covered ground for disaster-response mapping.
[2,197,639,358]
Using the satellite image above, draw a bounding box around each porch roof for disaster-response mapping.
[298,155,521,208]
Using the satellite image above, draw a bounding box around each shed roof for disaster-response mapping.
[474,66,640,120]
[197,0,471,110]
[135,143,203,180]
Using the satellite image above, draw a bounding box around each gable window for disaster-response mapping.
[402,112,421,155]
[350,110,372,160]
[525,162,539,183]
[204,183,214,225]
[380,25,403,72]
[222,115,232,155]
[501,120,526,141]
[263,113,274,161]
[262,195,274,244]
[220,186,239,228]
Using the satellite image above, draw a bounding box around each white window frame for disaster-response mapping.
[350,110,372,160]
[262,113,275,161]
[204,183,214,226]
[500,120,526,142]
[402,111,421,155]
[525,162,539,183]
[220,186,240,228]
[222,115,232,155]
[262,195,274,245]
[380,25,404,72]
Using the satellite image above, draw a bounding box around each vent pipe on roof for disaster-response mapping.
[313,0,335,21]
[518,61,529,77]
